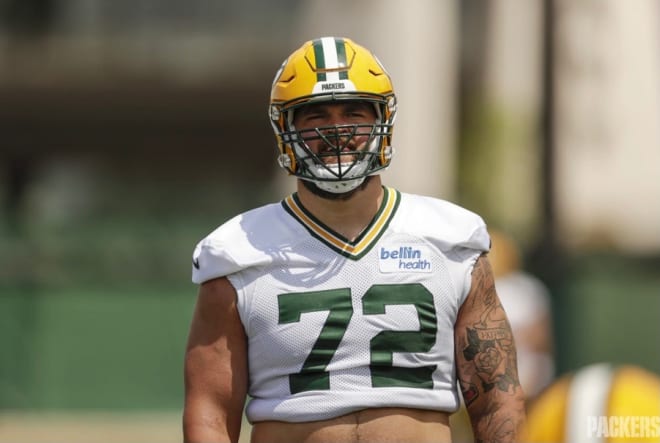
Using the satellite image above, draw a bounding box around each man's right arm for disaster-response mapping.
[183,277,248,443]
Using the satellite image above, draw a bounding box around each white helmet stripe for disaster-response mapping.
[320,37,341,82]
[565,363,614,443]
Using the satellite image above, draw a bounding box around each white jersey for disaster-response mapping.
[192,187,490,423]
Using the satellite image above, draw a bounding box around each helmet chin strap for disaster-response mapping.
[313,175,366,194]
[301,175,375,201]
[276,150,368,194]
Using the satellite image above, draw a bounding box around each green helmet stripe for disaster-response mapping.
[312,39,327,82]
[335,38,349,80]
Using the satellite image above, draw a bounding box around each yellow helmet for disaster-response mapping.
[269,36,397,194]
[522,363,660,442]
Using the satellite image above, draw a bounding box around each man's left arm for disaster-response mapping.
[454,253,527,443]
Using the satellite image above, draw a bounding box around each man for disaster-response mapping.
[183,36,526,443]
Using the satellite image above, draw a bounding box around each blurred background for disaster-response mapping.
[0,0,658,441]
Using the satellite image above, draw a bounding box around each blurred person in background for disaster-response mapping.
[183,36,525,443]
[488,229,555,400]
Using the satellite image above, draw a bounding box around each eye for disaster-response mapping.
[306,112,326,120]
[348,111,367,118]
[295,111,326,128]
[344,104,375,120]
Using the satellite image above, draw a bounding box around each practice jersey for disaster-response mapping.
[192,187,490,423]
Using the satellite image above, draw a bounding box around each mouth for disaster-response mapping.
[319,144,354,154]
[317,143,360,165]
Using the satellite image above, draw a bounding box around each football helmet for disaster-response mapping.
[269,36,397,193]
[522,363,660,442]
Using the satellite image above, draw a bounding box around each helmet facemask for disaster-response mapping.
[274,96,396,194]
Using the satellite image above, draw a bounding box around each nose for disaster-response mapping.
[319,124,355,144]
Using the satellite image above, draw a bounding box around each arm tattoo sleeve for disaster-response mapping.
[462,257,520,396]
[457,256,526,442]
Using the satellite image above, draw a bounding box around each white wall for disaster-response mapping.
[554,0,660,253]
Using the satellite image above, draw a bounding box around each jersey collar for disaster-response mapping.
[282,186,401,260]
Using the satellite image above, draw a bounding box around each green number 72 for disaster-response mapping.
[278,283,438,394]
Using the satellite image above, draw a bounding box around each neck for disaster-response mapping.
[296,176,384,241]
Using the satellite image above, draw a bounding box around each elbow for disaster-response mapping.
[183,406,237,443]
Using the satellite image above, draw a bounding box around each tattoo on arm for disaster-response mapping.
[457,255,526,442]
[462,256,520,397]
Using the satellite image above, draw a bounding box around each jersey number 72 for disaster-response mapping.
[278,283,438,394]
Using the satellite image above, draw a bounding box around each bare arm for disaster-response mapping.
[455,254,526,443]
[183,277,248,443]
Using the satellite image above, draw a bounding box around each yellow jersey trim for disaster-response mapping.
[282,187,400,260]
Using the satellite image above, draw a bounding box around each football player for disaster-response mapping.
[183,36,526,443]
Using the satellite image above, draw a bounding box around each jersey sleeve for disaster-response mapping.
[454,218,490,306]
[401,193,490,254]
[190,203,290,285]
[191,210,258,284]
[464,218,491,253]
[191,233,243,285]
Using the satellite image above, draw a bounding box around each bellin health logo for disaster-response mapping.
[379,245,432,273]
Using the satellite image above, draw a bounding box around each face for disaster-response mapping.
[292,101,377,164]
